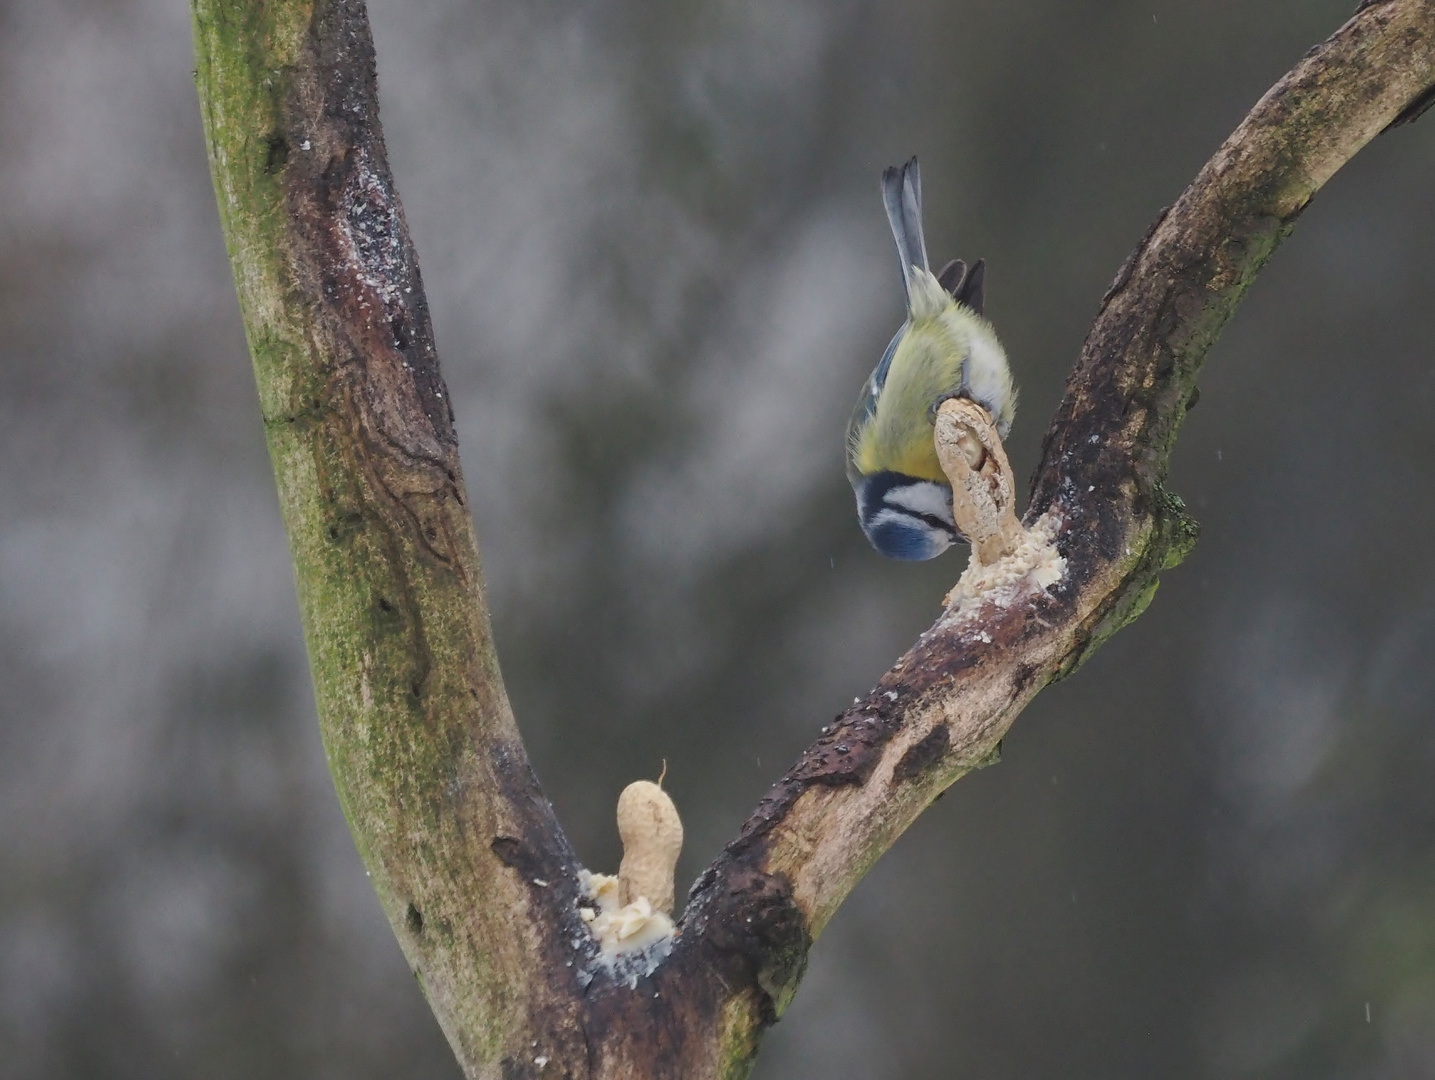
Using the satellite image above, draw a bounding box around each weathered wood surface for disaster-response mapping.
[192,0,1435,1075]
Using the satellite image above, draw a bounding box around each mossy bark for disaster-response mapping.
[192,0,588,1072]
[192,0,1435,1076]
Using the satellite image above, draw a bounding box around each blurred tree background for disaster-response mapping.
[1,0,1433,1077]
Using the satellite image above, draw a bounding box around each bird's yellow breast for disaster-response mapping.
[853,313,971,482]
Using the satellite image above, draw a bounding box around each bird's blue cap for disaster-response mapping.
[854,471,959,561]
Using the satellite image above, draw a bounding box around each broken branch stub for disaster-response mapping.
[934,397,1023,566]
[577,780,683,961]
[617,780,683,914]
[192,0,1435,1074]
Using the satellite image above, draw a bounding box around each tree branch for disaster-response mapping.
[191,0,1435,1076]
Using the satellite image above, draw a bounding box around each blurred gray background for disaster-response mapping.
[2,0,1433,1076]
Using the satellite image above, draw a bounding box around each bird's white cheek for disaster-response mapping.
[883,481,955,527]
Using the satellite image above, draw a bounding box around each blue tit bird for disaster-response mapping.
[846,157,1017,560]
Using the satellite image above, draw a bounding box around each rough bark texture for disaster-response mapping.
[191,1,1435,1077]
[192,1,588,1070]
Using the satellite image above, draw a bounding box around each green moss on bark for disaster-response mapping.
[193,1,561,1072]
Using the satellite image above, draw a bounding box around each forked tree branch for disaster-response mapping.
[191,1,1435,1076]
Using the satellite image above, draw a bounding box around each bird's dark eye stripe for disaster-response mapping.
[911,511,958,536]
[869,504,957,537]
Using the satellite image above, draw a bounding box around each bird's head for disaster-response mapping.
[852,471,959,561]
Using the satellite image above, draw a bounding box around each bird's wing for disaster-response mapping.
[955,257,985,316]
[870,324,905,399]
[936,259,968,296]
[845,322,907,481]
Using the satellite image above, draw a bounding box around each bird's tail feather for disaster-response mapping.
[882,157,929,309]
